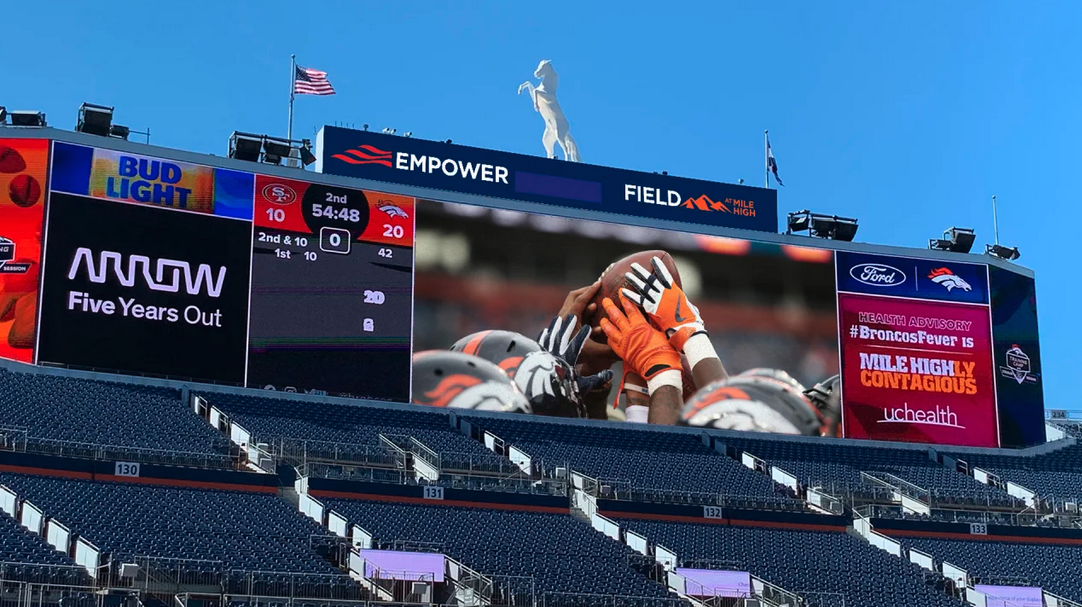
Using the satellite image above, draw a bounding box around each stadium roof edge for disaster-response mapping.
[2,126,1033,278]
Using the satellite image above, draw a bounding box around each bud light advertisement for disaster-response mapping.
[50,141,255,219]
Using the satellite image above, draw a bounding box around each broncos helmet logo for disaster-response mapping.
[422,375,483,407]
[928,268,972,292]
[377,201,410,219]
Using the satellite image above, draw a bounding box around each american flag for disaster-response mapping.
[293,65,335,96]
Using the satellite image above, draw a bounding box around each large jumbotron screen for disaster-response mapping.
[0,130,1045,448]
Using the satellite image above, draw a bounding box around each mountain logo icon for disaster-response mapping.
[682,195,731,213]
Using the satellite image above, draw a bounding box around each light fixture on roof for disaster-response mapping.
[9,110,46,127]
[76,103,114,137]
[985,243,1020,261]
[786,209,859,242]
[228,132,263,162]
[929,227,976,254]
[261,137,292,165]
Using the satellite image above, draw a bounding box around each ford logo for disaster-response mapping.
[850,263,906,287]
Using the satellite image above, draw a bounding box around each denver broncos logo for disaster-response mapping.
[377,201,409,219]
[422,374,483,407]
[497,356,524,376]
[928,268,972,292]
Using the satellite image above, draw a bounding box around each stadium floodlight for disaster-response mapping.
[929,227,976,254]
[261,137,292,165]
[109,124,131,141]
[985,243,1020,261]
[9,110,46,127]
[228,131,263,162]
[405,131,413,138]
[0,107,6,124]
[786,209,859,242]
[76,103,114,137]
[362,123,369,131]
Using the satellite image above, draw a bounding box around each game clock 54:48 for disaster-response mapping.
[311,204,363,223]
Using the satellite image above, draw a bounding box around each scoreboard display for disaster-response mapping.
[0,131,1048,449]
[35,141,415,401]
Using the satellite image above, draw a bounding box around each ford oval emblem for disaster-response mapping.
[850,263,906,287]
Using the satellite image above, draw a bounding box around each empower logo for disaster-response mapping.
[330,145,393,167]
[331,145,510,184]
[67,248,227,298]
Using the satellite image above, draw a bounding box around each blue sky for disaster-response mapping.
[6,1,1080,410]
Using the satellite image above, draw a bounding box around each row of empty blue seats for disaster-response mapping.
[202,392,491,458]
[0,368,230,459]
[620,518,966,607]
[905,535,1082,603]
[323,498,674,600]
[0,473,348,579]
[465,416,784,500]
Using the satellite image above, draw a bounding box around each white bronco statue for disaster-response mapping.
[517,60,581,162]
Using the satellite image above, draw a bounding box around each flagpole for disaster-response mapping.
[992,195,1000,245]
[764,130,769,188]
[287,54,296,141]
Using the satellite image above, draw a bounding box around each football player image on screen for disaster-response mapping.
[681,374,824,435]
[449,316,613,419]
[597,254,727,425]
[411,350,531,413]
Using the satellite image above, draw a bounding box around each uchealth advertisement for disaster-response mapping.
[838,292,998,447]
[0,138,48,364]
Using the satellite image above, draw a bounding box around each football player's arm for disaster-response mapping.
[556,281,619,376]
[623,372,682,425]
[622,257,728,389]
[537,313,613,419]
[600,296,683,426]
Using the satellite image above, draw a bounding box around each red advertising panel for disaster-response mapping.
[0,138,48,363]
[838,293,998,447]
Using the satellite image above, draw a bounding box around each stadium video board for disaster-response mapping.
[315,126,1044,448]
[0,131,1046,449]
[30,140,415,401]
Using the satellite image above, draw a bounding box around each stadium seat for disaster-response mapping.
[0,473,351,584]
[904,536,1082,603]
[463,416,793,503]
[324,498,676,601]
[620,518,967,607]
[0,367,232,465]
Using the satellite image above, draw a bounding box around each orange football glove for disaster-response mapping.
[621,256,706,352]
[599,295,681,380]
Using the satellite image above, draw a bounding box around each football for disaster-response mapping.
[8,174,41,207]
[0,146,27,174]
[588,249,682,342]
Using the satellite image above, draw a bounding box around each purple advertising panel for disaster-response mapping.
[360,549,445,582]
[674,569,751,598]
[973,585,1042,607]
[837,292,999,447]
